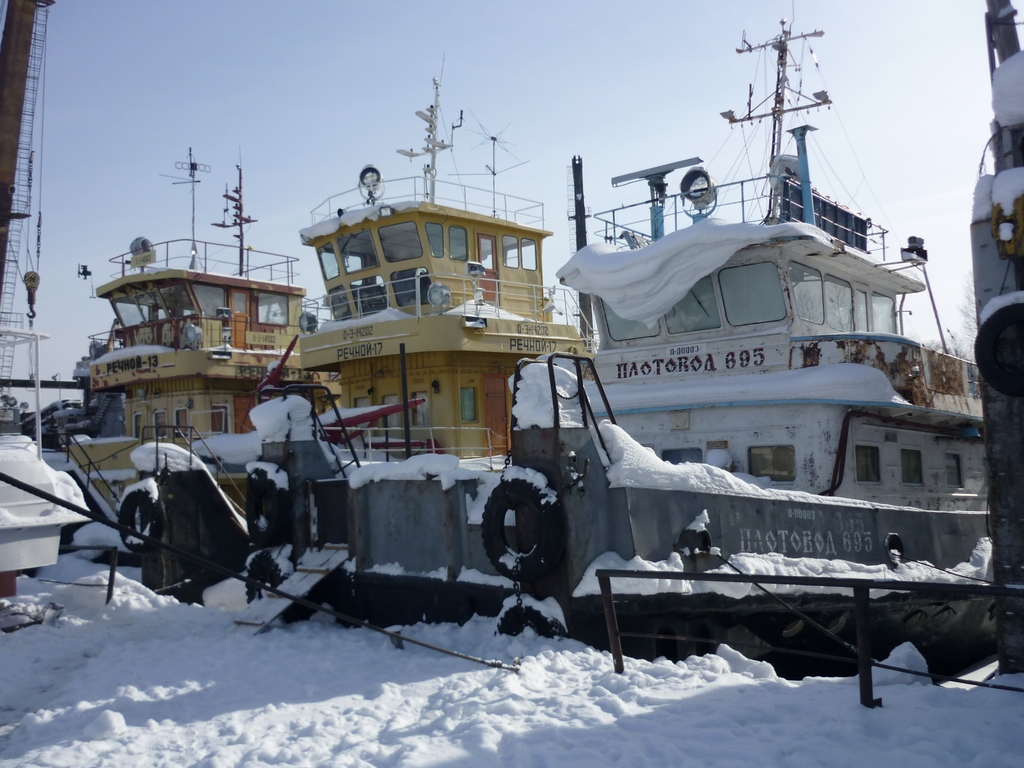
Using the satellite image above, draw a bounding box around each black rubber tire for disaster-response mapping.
[975,301,1024,397]
[245,548,286,603]
[117,488,166,554]
[497,604,567,638]
[246,467,290,548]
[481,477,565,582]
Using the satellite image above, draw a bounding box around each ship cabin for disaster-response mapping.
[568,168,985,510]
[69,238,332,508]
[298,176,586,460]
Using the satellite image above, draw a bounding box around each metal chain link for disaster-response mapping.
[512,558,523,611]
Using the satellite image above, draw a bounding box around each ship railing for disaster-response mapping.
[138,425,247,512]
[597,568,1024,707]
[109,238,299,284]
[61,432,137,518]
[309,176,545,230]
[85,315,303,359]
[592,173,889,260]
[311,271,585,333]
[343,424,505,465]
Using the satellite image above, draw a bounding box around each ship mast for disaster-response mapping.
[397,78,459,204]
[212,164,257,276]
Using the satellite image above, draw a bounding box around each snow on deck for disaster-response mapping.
[1,558,1021,766]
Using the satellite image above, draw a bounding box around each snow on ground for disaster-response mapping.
[1,558,1022,767]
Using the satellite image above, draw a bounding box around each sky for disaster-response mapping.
[2,0,999,391]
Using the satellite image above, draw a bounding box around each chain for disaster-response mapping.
[512,558,523,611]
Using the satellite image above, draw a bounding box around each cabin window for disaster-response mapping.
[193,285,226,317]
[426,222,444,258]
[901,448,923,485]
[327,286,352,320]
[522,239,538,271]
[339,229,379,274]
[257,293,288,325]
[662,447,702,464]
[136,291,167,323]
[945,452,962,486]
[502,235,520,268]
[871,293,896,334]
[233,291,247,315]
[749,445,796,482]
[824,275,853,332]
[788,263,824,324]
[477,235,495,270]
[210,405,229,434]
[719,262,787,326]
[854,290,868,331]
[113,297,145,326]
[317,242,341,280]
[450,226,468,261]
[174,408,189,438]
[351,275,388,316]
[603,302,659,341]
[354,397,370,408]
[411,391,429,426]
[159,284,195,318]
[664,275,721,334]
[379,221,423,262]
[855,445,880,482]
[153,410,168,438]
[390,267,430,307]
[382,394,400,428]
[460,387,477,422]
[133,412,143,438]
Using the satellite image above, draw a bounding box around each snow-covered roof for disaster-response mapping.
[298,201,423,243]
[556,218,833,327]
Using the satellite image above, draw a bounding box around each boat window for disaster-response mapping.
[665,276,721,335]
[450,226,468,261]
[210,405,229,434]
[390,267,431,307]
[379,221,423,262]
[603,301,659,341]
[460,386,477,422]
[478,235,495,269]
[522,238,537,271]
[719,262,787,326]
[112,297,144,327]
[193,285,226,317]
[854,290,868,331]
[411,391,429,426]
[788,263,824,324]
[855,445,880,483]
[351,275,389,316]
[662,447,702,464]
[426,222,444,258]
[901,448,923,485]
[257,293,289,325]
[824,275,853,332]
[382,394,400,428]
[132,412,143,438]
[945,452,962,486]
[339,229,379,274]
[233,291,247,315]
[153,411,167,434]
[502,235,519,268]
[317,242,341,281]
[748,445,796,482]
[159,284,196,318]
[327,286,352,321]
[871,293,896,333]
[134,291,167,323]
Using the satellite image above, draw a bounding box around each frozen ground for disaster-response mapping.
[1,557,1022,768]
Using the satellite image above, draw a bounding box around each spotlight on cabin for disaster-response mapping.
[901,236,928,264]
[358,165,384,203]
[680,167,718,211]
[378,205,394,218]
[466,262,486,277]
[427,283,451,314]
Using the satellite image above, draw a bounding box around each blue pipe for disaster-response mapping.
[790,125,816,226]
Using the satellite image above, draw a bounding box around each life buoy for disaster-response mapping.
[975,301,1024,397]
[117,488,166,554]
[246,467,291,548]
[481,476,565,582]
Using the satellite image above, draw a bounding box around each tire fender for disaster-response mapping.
[246,467,291,548]
[975,300,1024,397]
[481,476,565,582]
[117,487,166,554]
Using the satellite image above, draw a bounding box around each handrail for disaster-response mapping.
[62,432,135,516]
[109,238,299,282]
[596,567,1024,707]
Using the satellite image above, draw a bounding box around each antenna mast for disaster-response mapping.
[397,77,459,203]
[212,164,256,276]
[169,147,210,258]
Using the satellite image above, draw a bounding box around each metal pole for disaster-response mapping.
[853,585,882,708]
[921,266,948,353]
[106,548,118,604]
[400,343,412,457]
[598,573,625,674]
[33,333,41,459]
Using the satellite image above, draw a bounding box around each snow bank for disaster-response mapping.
[129,442,200,473]
[249,395,315,443]
[511,359,584,429]
[993,49,1024,126]
[193,432,262,465]
[556,218,831,326]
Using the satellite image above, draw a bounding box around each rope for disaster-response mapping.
[0,469,520,673]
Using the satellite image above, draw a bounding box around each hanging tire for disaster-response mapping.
[481,477,565,582]
[246,467,290,548]
[975,301,1024,397]
[497,603,567,638]
[245,548,288,603]
[117,488,166,554]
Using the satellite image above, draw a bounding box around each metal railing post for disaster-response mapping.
[106,548,118,604]
[598,573,625,673]
[854,585,882,708]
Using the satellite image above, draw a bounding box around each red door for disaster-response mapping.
[476,234,498,304]
[484,374,508,455]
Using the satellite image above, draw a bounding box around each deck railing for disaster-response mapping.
[109,238,299,284]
